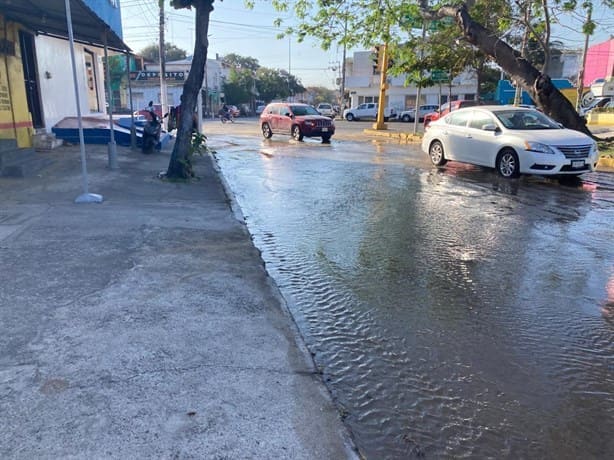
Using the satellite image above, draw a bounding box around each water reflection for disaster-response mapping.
[214,139,614,459]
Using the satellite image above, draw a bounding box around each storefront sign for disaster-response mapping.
[130,71,185,81]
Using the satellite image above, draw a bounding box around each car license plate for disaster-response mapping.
[322,127,328,132]
[571,160,584,168]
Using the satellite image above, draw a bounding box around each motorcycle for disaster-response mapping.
[219,108,234,124]
[141,101,168,154]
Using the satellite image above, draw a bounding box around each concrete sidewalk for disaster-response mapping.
[0,142,358,459]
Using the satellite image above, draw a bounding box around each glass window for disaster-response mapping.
[446,110,472,127]
[468,112,495,129]
[495,110,560,130]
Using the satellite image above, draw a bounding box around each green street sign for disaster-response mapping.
[431,70,449,82]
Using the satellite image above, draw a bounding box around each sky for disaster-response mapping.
[119,1,614,89]
[119,0,346,89]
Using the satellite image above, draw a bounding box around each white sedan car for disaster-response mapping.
[421,106,599,178]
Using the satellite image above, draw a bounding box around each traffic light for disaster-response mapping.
[372,45,381,74]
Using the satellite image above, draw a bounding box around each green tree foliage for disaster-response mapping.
[262,0,611,133]
[221,53,305,105]
[138,42,188,63]
[306,86,338,104]
[222,53,260,71]
[255,67,306,101]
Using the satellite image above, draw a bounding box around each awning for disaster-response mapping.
[0,0,131,53]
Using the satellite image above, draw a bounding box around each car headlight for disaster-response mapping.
[524,141,555,154]
[593,141,599,154]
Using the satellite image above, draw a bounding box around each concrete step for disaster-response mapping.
[0,142,54,178]
[33,132,64,151]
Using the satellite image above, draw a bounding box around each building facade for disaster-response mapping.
[584,38,614,87]
[129,55,224,118]
[344,51,478,112]
[0,0,129,147]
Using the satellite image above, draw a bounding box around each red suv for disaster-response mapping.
[260,102,335,143]
[423,100,480,128]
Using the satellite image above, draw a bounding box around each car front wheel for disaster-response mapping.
[262,122,273,139]
[292,125,304,141]
[496,148,520,178]
[401,114,413,122]
[346,113,355,121]
[428,140,447,166]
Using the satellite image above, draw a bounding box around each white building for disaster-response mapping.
[131,55,224,116]
[345,51,478,111]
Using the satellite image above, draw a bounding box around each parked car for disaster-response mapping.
[398,104,439,122]
[260,102,335,142]
[316,103,336,118]
[421,106,599,178]
[343,103,396,121]
[423,100,480,127]
[256,104,266,115]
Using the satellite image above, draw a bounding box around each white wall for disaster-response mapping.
[345,50,478,111]
[35,35,107,130]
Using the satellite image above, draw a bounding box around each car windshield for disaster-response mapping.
[495,110,561,130]
[291,105,320,116]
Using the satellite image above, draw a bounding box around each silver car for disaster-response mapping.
[421,106,599,178]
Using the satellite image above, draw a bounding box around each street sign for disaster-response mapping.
[431,70,449,82]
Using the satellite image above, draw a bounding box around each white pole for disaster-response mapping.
[103,34,118,169]
[65,0,102,203]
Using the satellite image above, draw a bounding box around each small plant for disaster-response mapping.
[179,131,208,178]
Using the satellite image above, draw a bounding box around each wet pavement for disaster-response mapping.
[206,121,614,459]
[0,141,358,459]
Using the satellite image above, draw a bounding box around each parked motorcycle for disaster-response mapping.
[142,101,168,154]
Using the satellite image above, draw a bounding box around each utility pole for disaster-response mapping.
[576,5,593,111]
[158,0,168,125]
[514,5,531,106]
[340,15,348,109]
[373,43,389,130]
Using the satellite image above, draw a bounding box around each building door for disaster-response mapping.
[84,50,100,112]
[18,30,43,129]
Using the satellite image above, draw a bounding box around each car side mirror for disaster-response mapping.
[284,112,292,118]
[482,124,499,132]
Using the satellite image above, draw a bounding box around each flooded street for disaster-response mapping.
[207,123,614,459]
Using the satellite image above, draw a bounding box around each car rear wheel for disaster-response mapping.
[346,113,355,121]
[262,122,273,139]
[292,125,304,141]
[428,140,447,166]
[401,114,413,122]
[496,148,520,178]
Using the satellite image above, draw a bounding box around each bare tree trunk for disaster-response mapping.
[166,0,214,179]
[433,4,592,136]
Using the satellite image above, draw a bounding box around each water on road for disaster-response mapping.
[210,131,614,459]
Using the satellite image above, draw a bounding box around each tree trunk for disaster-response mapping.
[166,0,214,179]
[435,4,592,136]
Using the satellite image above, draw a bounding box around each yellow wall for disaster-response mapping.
[560,88,578,108]
[587,111,614,126]
[0,15,33,147]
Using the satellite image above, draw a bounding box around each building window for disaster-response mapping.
[465,94,475,100]
[109,0,119,7]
